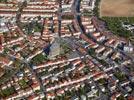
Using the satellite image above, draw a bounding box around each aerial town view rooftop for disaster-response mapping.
[0,0,134,100]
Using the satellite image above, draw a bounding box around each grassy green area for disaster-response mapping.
[38,70,48,76]
[35,89,41,94]
[82,9,93,17]
[12,60,22,68]
[18,79,29,89]
[34,22,43,32]
[31,53,48,65]
[88,48,95,56]
[97,58,109,67]
[83,67,90,75]
[60,42,71,55]
[23,21,43,35]
[101,17,134,38]
[114,72,126,82]
[3,47,10,54]
[93,0,101,17]
[97,78,107,85]
[0,68,17,84]
[0,0,7,3]
[62,15,74,20]
[12,44,20,50]
[117,95,125,100]
[0,86,16,97]
[0,57,23,85]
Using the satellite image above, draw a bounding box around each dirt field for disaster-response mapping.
[100,0,134,17]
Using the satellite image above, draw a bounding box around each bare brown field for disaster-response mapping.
[100,0,134,17]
